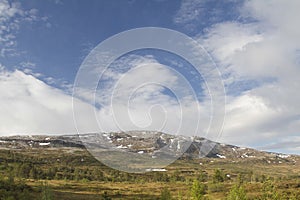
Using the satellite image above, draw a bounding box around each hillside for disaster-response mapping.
[0,131,298,164]
[0,132,300,199]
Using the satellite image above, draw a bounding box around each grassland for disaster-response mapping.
[0,147,299,199]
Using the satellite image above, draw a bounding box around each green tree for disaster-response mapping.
[102,191,111,200]
[289,191,299,200]
[40,181,53,200]
[197,171,208,182]
[213,169,224,183]
[160,187,172,200]
[260,179,282,200]
[171,170,183,182]
[227,184,247,200]
[47,167,57,180]
[177,191,183,200]
[74,168,80,181]
[7,171,14,185]
[18,163,31,178]
[190,179,207,200]
[248,171,254,183]
[92,168,104,181]
[0,175,32,200]
[237,173,244,185]
[29,166,38,180]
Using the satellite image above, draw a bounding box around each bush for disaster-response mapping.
[102,191,111,200]
[197,171,208,182]
[259,179,286,200]
[0,175,32,200]
[190,179,207,200]
[227,184,247,200]
[213,169,225,183]
[160,188,172,200]
[39,181,53,200]
[208,182,225,193]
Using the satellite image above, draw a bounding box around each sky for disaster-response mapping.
[0,0,300,154]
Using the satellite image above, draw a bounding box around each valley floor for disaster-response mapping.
[0,148,300,199]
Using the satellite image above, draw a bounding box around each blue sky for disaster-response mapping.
[1,0,300,154]
[2,0,244,84]
[3,0,182,83]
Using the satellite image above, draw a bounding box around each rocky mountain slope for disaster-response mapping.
[0,131,298,164]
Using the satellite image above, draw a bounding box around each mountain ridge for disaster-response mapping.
[0,131,298,166]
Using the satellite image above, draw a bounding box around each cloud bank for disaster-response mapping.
[187,0,300,153]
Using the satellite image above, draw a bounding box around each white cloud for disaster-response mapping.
[174,0,203,24]
[0,0,43,57]
[200,22,263,70]
[19,61,36,69]
[174,0,242,32]
[74,55,212,137]
[0,68,99,135]
[0,55,214,140]
[185,0,300,152]
[259,136,300,154]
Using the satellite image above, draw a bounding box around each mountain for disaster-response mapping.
[0,131,298,165]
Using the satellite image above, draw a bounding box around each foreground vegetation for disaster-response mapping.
[0,148,299,199]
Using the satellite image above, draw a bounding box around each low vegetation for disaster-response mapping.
[0,148,299,199]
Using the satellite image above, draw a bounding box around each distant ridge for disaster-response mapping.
[0,131,298,165]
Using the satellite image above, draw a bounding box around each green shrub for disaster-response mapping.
[213,169,225,183]
[227,184,247,200]
[190,179,207,200]
[160,187,172,200]
[39,181,53,200]
[208,182,225,193]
